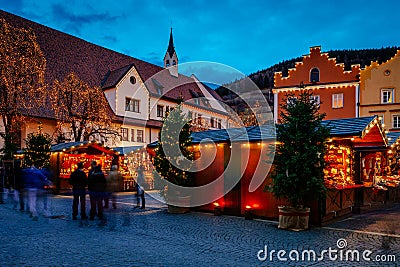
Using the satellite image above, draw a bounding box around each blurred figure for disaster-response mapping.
[23,159,50,221]
[88,164,106,221]
[69,162,88,220]
[40,166,54,217]
[105,165,123,209]
[135,165,145,209]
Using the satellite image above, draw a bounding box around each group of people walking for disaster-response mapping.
[2,159,146,222]
[4,159,53,221]
[69,161,145,221]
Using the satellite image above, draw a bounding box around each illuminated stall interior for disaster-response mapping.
[50,141,117,190]
[320,116,388,219]
[114,146,154,190]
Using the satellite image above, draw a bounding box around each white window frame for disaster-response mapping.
[157,105,164,118]
[130,129,135,142]
[121,128,128,141]
[125,98,140,113]
[210,117,215,128]
[137,129,144,142]
[393,115,400,129]
[332,93,344,109]
[381,88,394,104]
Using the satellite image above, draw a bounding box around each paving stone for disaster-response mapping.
[0,192,399,266]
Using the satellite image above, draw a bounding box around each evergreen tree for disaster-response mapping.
[270,89,330,207]
[24,123,52,168]
[153,102,194,198]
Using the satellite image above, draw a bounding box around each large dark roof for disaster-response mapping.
[0,10,162,89]
[0,10,223,120]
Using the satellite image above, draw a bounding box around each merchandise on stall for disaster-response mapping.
[324,144,354,189]
[59,153,113,178]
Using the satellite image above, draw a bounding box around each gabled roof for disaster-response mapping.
[101,64,135,89]
[101,62,224,110]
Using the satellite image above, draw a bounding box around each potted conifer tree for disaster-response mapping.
[270,89,330,230]
[153,101,194,213]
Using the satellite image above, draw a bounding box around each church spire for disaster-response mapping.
[167,27,175,58]
[164,28,178,76]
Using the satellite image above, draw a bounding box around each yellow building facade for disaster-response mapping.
[360,51,400,132]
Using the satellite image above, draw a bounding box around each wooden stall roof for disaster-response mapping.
[147,116,387,148]
[322,115,387,148]
[113,146,145,155]
[322,116,377,137]
[387,132,400,146]
[50,141,117,155]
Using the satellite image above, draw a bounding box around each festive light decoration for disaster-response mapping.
[0,18,46,158]
[24,123,52,168]
[50,72,119,143]
[153,101,194,198]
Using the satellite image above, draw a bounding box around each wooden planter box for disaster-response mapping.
[278,206,310,231]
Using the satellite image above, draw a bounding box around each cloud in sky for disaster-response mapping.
[2,0,400,75]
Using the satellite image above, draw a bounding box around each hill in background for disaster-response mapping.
[216,46,400,112]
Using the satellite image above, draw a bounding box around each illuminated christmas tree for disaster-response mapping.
[153,100,194,198]
[24,123,52,168]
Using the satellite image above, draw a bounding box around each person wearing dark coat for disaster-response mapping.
[69,162,88,220]
[14,160,25,212]
[88,165,106,220]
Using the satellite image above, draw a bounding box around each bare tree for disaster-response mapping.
[51,72,119,143]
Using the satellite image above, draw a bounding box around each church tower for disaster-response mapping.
[163,28,178,77]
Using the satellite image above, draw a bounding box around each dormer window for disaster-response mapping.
[310,68,320,83]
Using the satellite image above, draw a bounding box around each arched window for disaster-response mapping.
[166,60,170,67]
[173,60,176,66]
[310,68,320,83]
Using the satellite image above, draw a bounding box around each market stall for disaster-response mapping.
[368,132,400,203]
[147,116,393,225]
[321,116,388,219]
[50,141,118,191]
[114,146,154,190]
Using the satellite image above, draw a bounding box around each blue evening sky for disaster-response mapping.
[2,0,400,77]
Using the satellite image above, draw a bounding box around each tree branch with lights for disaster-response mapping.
[153,100,194,199]
[0,19,46,159]
[50,72,119,143]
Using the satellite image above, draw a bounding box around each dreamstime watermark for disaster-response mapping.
[257,238,396,263]
[123,61,276,207]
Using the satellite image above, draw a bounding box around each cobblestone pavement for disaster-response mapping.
[0,191,399,266]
